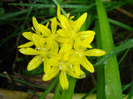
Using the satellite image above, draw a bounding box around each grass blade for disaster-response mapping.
[0,73,45,89]
[81,86,96,99]
[95,20,105,99]
[95,0,123,98]
[95,39,133,66]
[127,82,133,99]
[39,75,59,99]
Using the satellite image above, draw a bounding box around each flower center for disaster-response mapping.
[50,34,57,39]
[40,48,47,57]
[71,31,77,39]
[75,51,83,57]
[59,62,67,70]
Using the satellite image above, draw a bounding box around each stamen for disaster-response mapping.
[59,66,62,69]
[70,65,72,68]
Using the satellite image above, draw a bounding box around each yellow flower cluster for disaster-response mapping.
[18,5,106,90]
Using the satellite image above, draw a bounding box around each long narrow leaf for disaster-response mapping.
[95,39,133,66]
[95,0,123,99]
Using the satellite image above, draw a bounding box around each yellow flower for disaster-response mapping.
[19,34,54,73]
[73,38,106,73]
[56,5,106,73]
[56,5,95,50]
[43,48,86,90]
[18,5,106,90]
[32,17,59,53]
[18,17,59,73]
[18,17,49,48]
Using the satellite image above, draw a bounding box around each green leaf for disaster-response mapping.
[0,10,27,20]
[122,82,132,92]
[81,86,96,99]
[9,3,89,9]
[127,82,133,99]
[95,39,133,66]
[95,0,123,99]
[108,18,133,31]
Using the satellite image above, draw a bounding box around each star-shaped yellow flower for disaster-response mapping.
[43,48,86,90]
[32,17,59,53]
[19,34,53,74]
[56,5,95,51]
[73,38,106,73]
[18,5,106,90]
[18,17,59,73]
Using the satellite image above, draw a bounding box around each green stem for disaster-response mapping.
[39,75,59,99]
[95,0,123,99]
[53,81,62,99]
[61,76,77,99]
[53,75,77,99]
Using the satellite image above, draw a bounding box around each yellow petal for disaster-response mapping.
[52,41,59,54]
[81,33,95,48]
[70,16,74,20]
[74,64,80,74]
[74,38,81,51]
[59,71,69,90]
[59,42,73,54]
[81,57,94,73]
[79,30,95,40]
[69,57,82,65]
[46,22,49,27]
[18,42,34,48]
[46,38,53,50]
[27,56,42,71]
[66,68,83,79]
[39,37,47,47]
[22,32,33,40]
[66,13,70,18]
[81,42,92,49]
[32,34,43,48]
[44,57,50,74]
[57,29,70,37]
[51,17,57,34]
[81,33,95,45]
[84,49,106,56]
[19,48,39,55]
[63,50,75,61]
[38,24,51,36]
[43,67,60,81]
[60,15,71,31]
[57,5,61,21]
[74,65,86,78]
[56,37,68,43]
[47,58,59,66]
[32,16,40,33]
[74,13,87,32]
